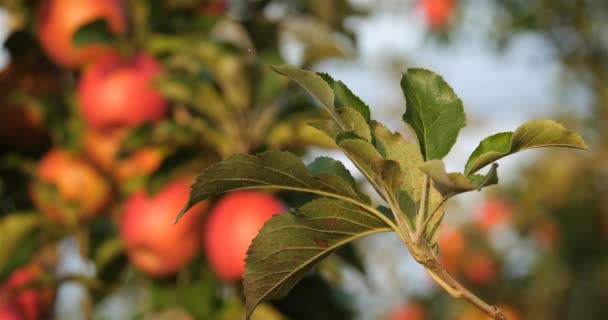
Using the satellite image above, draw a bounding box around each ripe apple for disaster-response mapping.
[30,149,111,224]
[37,0,126,68]
[387,303,426,320]
[474,198,512,233]
[420,0,455,29]
[0,304,20,320]
[438,225,466,274]
[78,52,167,130]
[83,128,162,183]
[0,265,54,320]
[203,191,286,281]
[462,251,496,286]
[120,179,208,277]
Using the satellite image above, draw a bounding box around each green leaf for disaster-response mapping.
[317,73,371,123]
[370,122,445,243]
[401,68,466,160]
[464,120,588,175]
[272,65,371,142]
[272,65,338,121]
[0,213,40,269]
[177,151,372,223]
[243,198,391,319]
[307,157,356,187]
[419,160,498,198]
[72,19,115,47]
[338,138,403,200]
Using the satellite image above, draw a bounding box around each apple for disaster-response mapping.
[0,266,54,320]
[120,179,208,277]
[83,128,162,183]
[30,149,111,224]
[531,218,560,251]
[462,251,496,286]
[0,304,20,320]
[438,225,466,274]
[37,0,126,68]
[203,191,286,281]
[78,52,167,131]
[474,198,512,233]
[387,303,426,320]
[420,0,455,29]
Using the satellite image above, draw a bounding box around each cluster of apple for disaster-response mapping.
[0,0,290,317]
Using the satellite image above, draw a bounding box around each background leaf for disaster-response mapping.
[72,19,115,47]
[243,198,391,319]
[465,119,588,175]
[0,212,40,269]
[401,68,466,160]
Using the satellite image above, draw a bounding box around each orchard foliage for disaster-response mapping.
[180,65,587,319]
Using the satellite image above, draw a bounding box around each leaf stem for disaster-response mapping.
[414,175,430,242]
[416,196,449,243]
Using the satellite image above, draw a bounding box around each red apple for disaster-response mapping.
[0,266,54,320]
[120,179,208,277]
[463,251,496,286]
[438,225,466,274]
[387,303,426,320]
[83,128,162,183]
[0,304,21,320]
[203,191,286,281]
[37,0,126,68]
[30,149,111,224]
[474,198,512,233]
[420,0,455,29]
[78,52,167,130]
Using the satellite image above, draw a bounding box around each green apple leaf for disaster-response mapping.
[310,108,371,143]
[272,65,371,142]
[464,120,588,175]
[401,69,466,160]
[243,198,391,319]
[317,73,371,123]
[177,151,381,224]
[370,122,444,242]
[420,160,498,198]
[307,156,356,187]
[338,138,403,201]
[72,19,115,47]
[272,65,339,122]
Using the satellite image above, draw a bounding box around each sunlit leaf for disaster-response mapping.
[401,68,466,160]
[465,120,588,175]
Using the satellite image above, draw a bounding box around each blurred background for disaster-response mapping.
[0,0,606,319]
